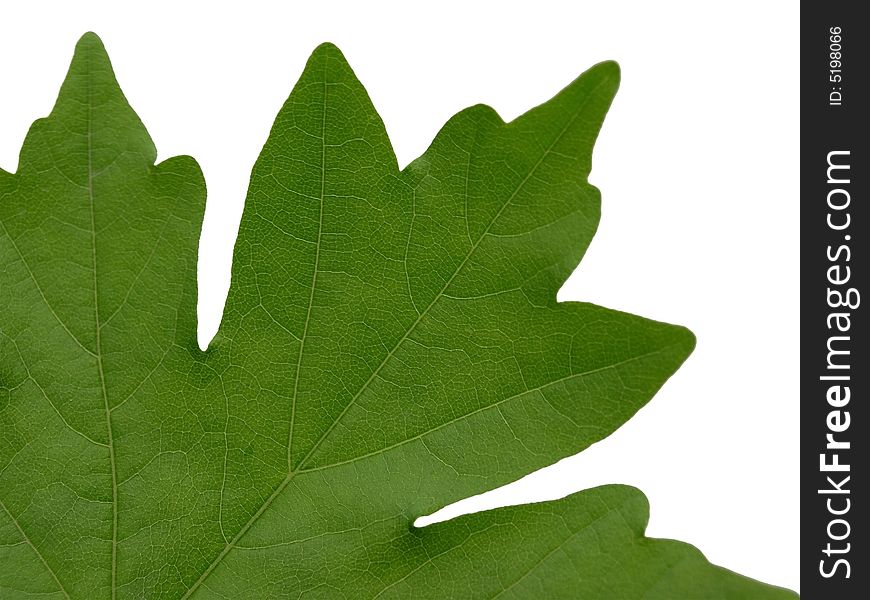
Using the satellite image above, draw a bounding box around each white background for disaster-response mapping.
[0,1,799,593]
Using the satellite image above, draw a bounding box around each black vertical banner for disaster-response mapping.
[802,3,867,598]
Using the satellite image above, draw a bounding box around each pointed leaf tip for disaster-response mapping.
[563,60,620,105]
[311,41,345,60]
[579,60,621,98]
[62,31,117,95]
[73,31,110,64]
[595,59,621,80]
[16,29,159,174]
[77,31,104,45]
[304,42,355,77]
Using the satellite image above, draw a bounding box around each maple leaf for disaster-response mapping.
[0,33,796,599]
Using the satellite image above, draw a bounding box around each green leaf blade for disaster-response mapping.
[1,32,205,599]
[0,34,797,599]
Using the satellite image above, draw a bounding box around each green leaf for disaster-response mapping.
[0,33,796,599]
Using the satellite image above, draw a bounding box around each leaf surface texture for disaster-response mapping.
[0,34,795,599]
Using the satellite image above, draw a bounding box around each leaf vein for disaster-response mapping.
[0,499,72,599]
[296,75,615,472]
